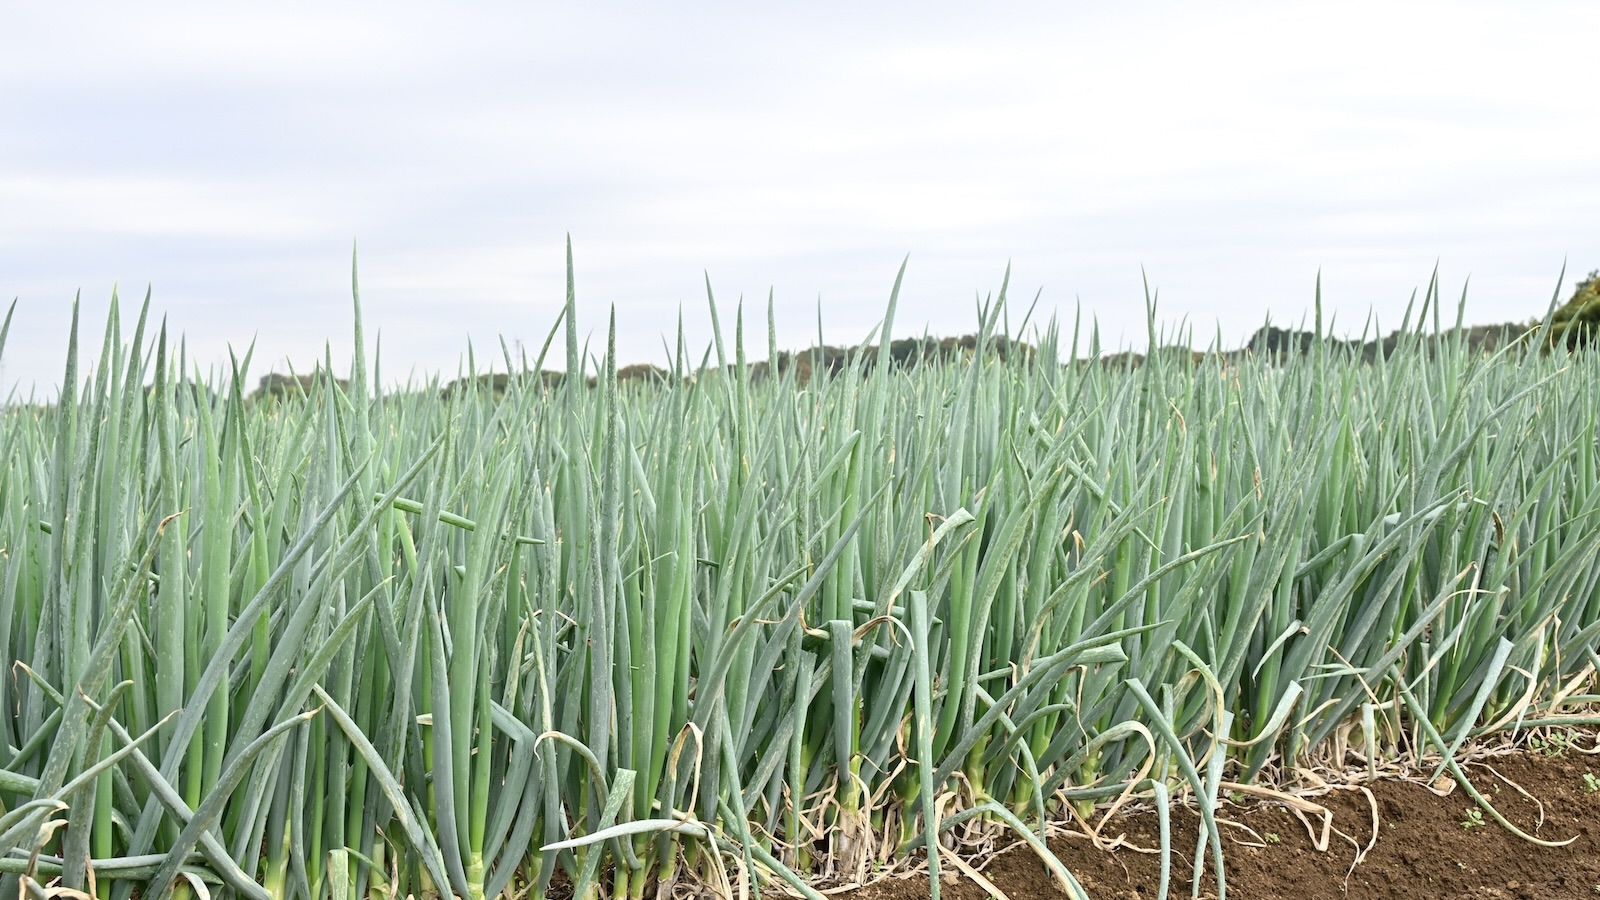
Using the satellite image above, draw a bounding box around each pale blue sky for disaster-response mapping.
[3,1,1597,392]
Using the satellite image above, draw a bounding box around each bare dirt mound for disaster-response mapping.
[838,745,1600,900]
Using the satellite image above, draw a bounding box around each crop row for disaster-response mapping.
[1,264,1597,900]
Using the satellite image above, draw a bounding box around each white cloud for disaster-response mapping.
[0,175,331,240]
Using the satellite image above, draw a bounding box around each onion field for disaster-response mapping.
[2,263,1598,900]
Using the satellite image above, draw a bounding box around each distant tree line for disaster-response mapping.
[237,273,1600,403]
[1548,269,1600,350]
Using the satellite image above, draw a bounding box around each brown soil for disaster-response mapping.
[835,746,1600,900]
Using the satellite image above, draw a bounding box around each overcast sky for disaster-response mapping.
[3,1,1597,394]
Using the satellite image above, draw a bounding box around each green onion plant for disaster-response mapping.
[0,259,1597,899]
